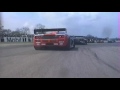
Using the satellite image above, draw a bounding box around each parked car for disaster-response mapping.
[74,36,87,45]
[87,39,95,43]
[108,39,116,43]
[96,39,104,43]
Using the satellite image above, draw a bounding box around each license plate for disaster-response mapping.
[59,41,64,43]
[41,43,46,45]
[54,43,58,45]
[37,43,40,45]
[59,43,63,45]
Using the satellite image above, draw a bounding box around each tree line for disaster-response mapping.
[0,24,119,40]
[0,24,45,37]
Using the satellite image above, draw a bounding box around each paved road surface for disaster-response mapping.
[0,43,120,78]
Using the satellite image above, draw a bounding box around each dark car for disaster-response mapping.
[96,39,104,43]
[74,36,87,45]
[87,39,95,43]
[108,39,116,43]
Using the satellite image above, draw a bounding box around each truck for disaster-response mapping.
[33,28,75,50]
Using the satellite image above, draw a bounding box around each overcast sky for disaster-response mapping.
[2,12,119,38]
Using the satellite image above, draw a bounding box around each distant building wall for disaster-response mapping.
[1,36,33,43]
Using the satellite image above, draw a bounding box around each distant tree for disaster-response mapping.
[0,25,4,30]
[18,28,24,35]
[7,29,12,34]
[21,27,30,35]
[0,26,4,37]
[86,34,94,38]
[35,24,45,29]
[12,28,22,36]
[0,29,12,36]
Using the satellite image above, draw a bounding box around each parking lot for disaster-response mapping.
[0,43,120,78]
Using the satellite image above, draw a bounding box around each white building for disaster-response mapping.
[0,35,33,43]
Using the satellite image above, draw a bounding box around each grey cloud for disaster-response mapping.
[2,12,118,38]
[62,12,118,37]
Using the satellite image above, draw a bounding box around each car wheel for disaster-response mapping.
[72,40,75,48]
[65,38,71,50]
[34,46,40,50]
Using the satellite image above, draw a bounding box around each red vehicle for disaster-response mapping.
[33,28,75,50]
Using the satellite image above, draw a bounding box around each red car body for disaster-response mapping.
[33,28,75,50]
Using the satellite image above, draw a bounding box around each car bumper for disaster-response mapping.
[34,43,67,47]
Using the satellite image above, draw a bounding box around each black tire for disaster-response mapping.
[85,41,87,45]
[34,46,43,50]
[73,41,75,48]
[34,46,40,50]
[71,39,75,48]
[83,41,87,45]
[65,38,71,50]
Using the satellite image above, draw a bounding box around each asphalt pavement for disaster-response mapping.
[0,43,120,78]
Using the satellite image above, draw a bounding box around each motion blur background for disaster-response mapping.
[0,12,120,78]
[0,12,119,37]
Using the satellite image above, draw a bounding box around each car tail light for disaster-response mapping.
[35,36,42,39]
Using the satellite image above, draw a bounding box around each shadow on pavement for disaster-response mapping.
[75,43,87,45]
[39,47,79,51]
